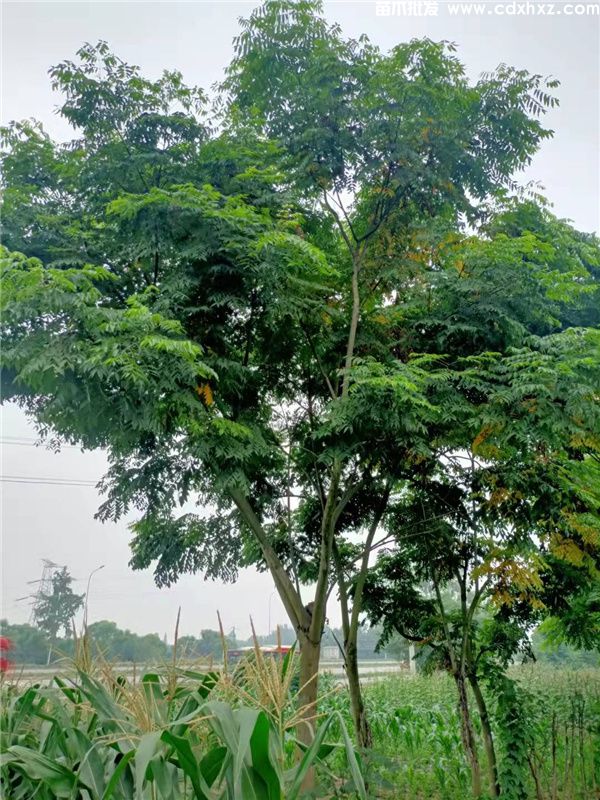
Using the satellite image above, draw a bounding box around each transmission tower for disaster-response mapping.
[15,559,64,623]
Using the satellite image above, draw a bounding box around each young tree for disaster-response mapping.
[1,2,595,760]
[360,335,600,797]
[32,567,84,662]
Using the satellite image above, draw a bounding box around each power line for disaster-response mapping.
[0,437,84,450]
[1,474,98,487]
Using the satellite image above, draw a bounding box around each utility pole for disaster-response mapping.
[83,564,105,629]
[16,560,65,665]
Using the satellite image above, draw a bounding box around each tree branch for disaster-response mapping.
[349,484,392,637]
[230,488,309,633]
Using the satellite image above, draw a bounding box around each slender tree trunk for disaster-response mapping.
[295,634,322,793]
[346,639,373,748]
[231,486,321,789]
[231,232,365,779]
[297,635,321,747]
[454,670,483,799]
[333,540,374,749]
[337,490,388,748]
[46,631,57,666]
[469,672,500,798]
[433,574,481,797]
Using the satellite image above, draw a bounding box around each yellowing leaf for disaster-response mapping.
[372,314,389,326]
[562,512,600,546]
[472,425,493,452]
[196,383,214,406]
[489,488,510,507]
[550,534,585,566]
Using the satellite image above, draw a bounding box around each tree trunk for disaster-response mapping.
[296,635,321,791]
[454,670,483,798]
[346,640,373,748]
[335,489,388,749]
[333,541,373,749]
[469,672,500,798]
[297,636,320,740]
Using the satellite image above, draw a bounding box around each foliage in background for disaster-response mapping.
[0,617,406,667]
[0,621,50,666]
[532,627,600,669]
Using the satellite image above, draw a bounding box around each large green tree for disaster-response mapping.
[2,2,599,764]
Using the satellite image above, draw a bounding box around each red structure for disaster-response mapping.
[0,636,14,674]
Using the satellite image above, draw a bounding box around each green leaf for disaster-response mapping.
[161,730,210,799]
[102,750,135,800]
[232,707,261,789]
[333,711,367,800]
[286,717,335,800]
[135,731,162,800]
[71,732,107,798]
[249,711,283,800]
[199,745,227,788]
[3,746,79,797]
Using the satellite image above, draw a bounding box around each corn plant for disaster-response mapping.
[0,663,367,800]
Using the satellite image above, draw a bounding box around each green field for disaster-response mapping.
[2,659,599,799]
[322,668,600,799]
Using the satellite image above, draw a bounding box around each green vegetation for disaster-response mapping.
[532,629,600,668]
[0,617,404,666]
[1,0,599,795]
[366,667,600,800]
[0,651,366,799]
[2,660,599,799]
[326,669,600,800]
[0,621,49,666]
[31,568,84,663]
[0,619,167,666]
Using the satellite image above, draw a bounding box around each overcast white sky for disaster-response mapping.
[1,0,599,641]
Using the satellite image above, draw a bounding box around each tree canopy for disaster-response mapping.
[1,0,599,765]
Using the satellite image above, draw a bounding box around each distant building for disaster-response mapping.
[322,645,341,660]
[227,644,292,662]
